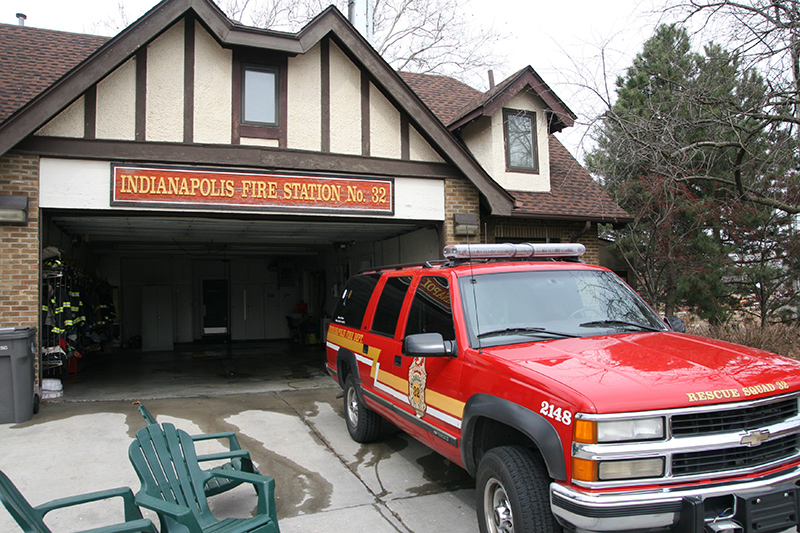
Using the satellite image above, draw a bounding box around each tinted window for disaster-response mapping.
[332,274,380,328]
[243,67,277,125]
[405,276,455,341]
[371,276,412,337]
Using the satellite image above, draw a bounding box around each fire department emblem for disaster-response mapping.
[408,357,427,418]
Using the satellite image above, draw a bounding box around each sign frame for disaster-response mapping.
[110,164,395,216]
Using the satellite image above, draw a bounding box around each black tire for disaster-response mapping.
[343,375,381,443]
[476,446,561,533]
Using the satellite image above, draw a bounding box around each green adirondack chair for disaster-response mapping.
[137,404,260,497]
[0,469,157,533]
[129,422,280,533]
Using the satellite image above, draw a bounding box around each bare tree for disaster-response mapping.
[219,0,504,87]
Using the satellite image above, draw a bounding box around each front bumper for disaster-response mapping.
[551,465,800,532]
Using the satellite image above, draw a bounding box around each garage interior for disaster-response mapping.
[39,208,440,397]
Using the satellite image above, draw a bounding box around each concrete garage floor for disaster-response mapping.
[0,342,479,532]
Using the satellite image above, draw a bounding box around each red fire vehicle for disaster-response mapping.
[325,243,800,533]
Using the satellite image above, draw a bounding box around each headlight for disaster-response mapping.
[598,458,664,480]
[597,417,664,443]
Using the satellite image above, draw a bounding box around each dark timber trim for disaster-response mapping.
[321,37,330,153]
[361,70,370,156]
[183,15,195,144]
[17,136,463,179]
[83,86,96,140]
[400,115,409,160]
[135,48,147,141]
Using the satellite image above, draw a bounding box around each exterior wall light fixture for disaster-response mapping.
[0,195,28,225]
[453,213,479,236]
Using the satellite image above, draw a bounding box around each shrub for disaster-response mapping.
[688,322,800,359]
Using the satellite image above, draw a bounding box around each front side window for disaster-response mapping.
[243,66,278,126]
[503,108,538,173]
[405,276,455,341]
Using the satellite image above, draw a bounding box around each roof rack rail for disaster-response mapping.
[358,259,449,274]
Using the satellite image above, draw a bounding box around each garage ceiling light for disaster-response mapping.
[0,195,28,225]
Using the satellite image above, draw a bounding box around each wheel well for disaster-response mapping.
[471,416,544,471]
[336,350,357,388]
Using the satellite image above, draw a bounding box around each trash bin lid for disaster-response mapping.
[0,326,36,340]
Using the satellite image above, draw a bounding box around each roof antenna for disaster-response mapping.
[16,13,26,26]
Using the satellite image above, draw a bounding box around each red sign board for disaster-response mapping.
[111,165,394,214]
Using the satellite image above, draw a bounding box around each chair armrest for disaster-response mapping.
[206,470,278,521]
[196,449,249,463]
[135,492,198,530]
[190,431,243,451]
[36,486,144,522]
[138,405,157,425]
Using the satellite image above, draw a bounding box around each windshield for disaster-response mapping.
[459,269,667,348]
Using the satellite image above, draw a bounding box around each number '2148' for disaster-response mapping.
[540,400,572,426]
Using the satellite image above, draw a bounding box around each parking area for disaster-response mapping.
[0,343,479,532]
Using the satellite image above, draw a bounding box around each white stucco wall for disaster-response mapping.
[240,138,280,147]
[35,97,84,138]
[409,125,444,163]
[193,21,232,144]
[96,58,136,140]
[146,22,184,142]
[287,43,321,151]
[461,90,551,192]
[329,42,361,155]
[369,83,401,159]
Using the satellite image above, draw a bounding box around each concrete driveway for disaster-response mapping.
[0,377,478,532]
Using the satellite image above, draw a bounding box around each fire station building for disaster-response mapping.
[0,0,630,378]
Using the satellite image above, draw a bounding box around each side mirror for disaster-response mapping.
[403,333,456,357]
[664,316,686,333]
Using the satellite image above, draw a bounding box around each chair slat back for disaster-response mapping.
[0,470,50,533]
[129,422,214,526]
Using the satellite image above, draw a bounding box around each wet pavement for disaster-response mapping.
[0,342,479,532]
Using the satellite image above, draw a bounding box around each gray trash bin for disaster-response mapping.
[0,326,36,424]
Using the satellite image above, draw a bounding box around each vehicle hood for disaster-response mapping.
[482,332,800,413]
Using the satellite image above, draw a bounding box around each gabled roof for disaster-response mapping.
[404,71,631,223]
[0,0,514,214]
[447,67,576,133]
[0,25,108,123]
[510,137,632,223]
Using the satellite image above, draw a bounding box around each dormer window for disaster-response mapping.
[503,108,538,173]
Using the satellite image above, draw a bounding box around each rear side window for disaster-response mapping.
[332,274,380,328]
[405,276,455,341]
[371,276,413,337]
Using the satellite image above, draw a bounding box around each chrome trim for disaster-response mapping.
[551,463,800,532]
[572,392,800,489]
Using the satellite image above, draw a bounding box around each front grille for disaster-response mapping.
[671,398,798,436]
[672,434,800,476]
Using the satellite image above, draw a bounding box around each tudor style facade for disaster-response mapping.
[0,0,629,380]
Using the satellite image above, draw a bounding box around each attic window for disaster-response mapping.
[503,108,538,173]
[242,66,278,126]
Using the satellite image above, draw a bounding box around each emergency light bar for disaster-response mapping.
[443,243,586,260]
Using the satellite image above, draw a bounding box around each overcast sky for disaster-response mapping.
[2,0,677,159]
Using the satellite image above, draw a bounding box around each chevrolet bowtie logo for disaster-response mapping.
[740,429,770,447]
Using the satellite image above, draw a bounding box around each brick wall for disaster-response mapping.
[0,153,39,329]
[444,177,481,244]
[488,218,600,265]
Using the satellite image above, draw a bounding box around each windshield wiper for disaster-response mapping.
[579,320,661,332]
[478,327,578,339]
